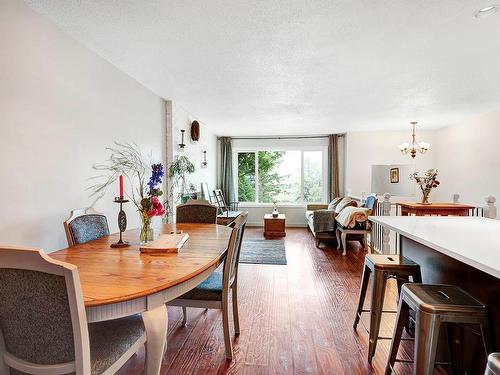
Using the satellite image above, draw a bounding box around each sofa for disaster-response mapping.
[305,197,358,247]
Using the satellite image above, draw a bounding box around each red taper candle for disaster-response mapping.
[119,175,124,198]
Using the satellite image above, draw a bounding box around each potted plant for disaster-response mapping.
[168,155,196,205]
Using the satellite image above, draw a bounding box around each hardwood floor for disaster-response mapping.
[118,227,419,375]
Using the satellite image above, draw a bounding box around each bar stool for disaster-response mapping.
[385,283,492,375]
[353,254,422,363]
[485,353,500,375]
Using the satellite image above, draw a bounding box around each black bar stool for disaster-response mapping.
[385,283,492,375]
[354,254,422,363]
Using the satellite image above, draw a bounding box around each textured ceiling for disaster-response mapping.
[25,0,500,135]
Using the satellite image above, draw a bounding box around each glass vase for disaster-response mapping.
[139,213,154,244]
[421,189,431,205]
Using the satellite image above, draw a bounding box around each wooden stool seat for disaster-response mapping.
[354,254,422,363]
[385,283,492,375]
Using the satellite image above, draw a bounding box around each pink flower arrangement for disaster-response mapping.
[147,196,166,217]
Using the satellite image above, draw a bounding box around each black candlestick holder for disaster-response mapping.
[111,197,130,248]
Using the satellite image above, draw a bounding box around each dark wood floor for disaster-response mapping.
[118,227,420,375]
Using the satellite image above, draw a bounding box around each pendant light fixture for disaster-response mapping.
[398,121,430,158]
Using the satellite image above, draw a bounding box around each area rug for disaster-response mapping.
[239,239,287,265]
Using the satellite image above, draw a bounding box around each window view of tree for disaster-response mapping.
[258,151,286,203]
[303,151,323,202]
[237,149,324,203]
[237,152,256,202]
[272,151,301,203]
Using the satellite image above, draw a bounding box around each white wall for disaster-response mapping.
[345,130,436,201]
[0,0,165,251]
[345,113,500,209]
[433,110,500,207]
[163,101,217,222]
[171,102,217,192]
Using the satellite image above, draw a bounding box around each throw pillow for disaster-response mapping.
[327,197,343,210]
[335,197,358,214]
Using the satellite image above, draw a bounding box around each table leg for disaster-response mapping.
[142,304,168,375]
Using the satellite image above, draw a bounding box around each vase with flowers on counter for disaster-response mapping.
[410,169,440,205]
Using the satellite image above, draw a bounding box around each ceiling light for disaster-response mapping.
[474,5,500,18]
[398,122,430,159]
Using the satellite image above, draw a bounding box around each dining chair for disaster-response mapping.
[169,212,248,359]
[0,246,146,375]
[64,207,110,247]
[175,199,218,224]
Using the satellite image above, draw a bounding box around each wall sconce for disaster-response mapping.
[178,129,186,151]
[201,150,208,168]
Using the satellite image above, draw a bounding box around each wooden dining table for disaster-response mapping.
[50,223,232,375]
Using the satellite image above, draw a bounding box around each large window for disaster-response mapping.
[236,148,327,204]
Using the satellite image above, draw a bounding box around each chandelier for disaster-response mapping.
[398,121,430,158]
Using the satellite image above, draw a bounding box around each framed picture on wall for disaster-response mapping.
[390,168,399,183]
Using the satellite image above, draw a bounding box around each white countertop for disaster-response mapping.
[369,216,500,279]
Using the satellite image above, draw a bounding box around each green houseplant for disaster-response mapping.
[168,155,196,205]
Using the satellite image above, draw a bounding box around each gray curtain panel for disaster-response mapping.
[328,134,340,200]
[219,137,235,202]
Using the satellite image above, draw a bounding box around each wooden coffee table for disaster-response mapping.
[264,213,286,238]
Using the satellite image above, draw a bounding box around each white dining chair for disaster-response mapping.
[0,246,146,374]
